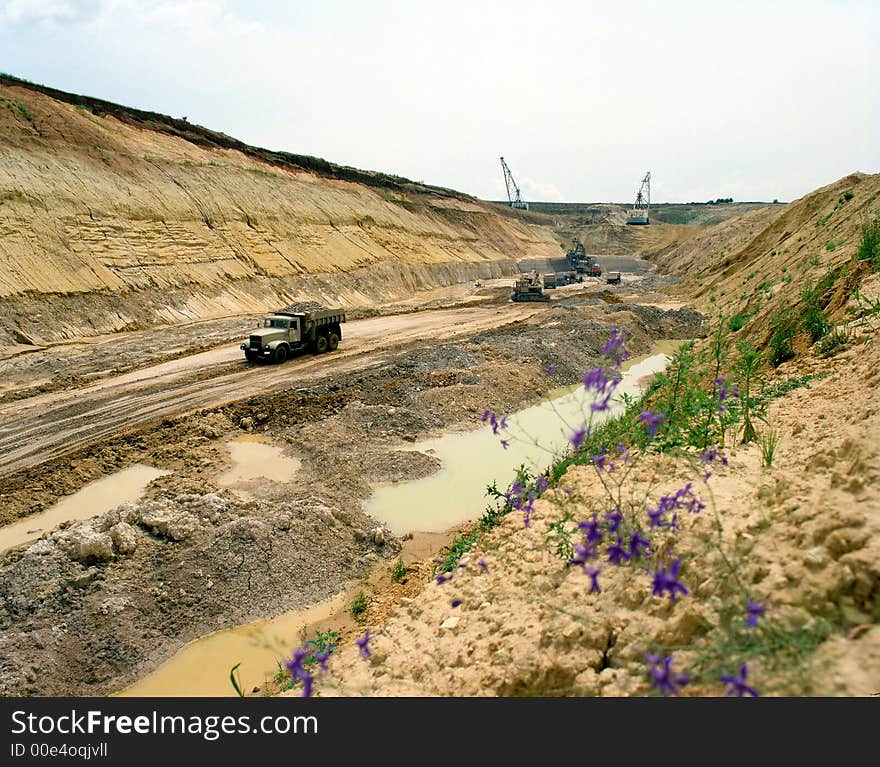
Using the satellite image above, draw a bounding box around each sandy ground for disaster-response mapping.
[310,281,880,698]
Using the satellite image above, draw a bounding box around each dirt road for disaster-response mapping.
[0,303,544,479]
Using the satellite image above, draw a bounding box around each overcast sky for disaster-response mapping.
[2,0,878,203]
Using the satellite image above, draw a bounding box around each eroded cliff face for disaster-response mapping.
[0,80,558,344]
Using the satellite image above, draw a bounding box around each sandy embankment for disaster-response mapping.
[315,280,880,697]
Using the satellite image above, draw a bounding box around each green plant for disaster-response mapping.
[391,558,409,582]
[758,427,780,468]
[800,283,831,343]
[350,591,367,617]
[728,312,750,332]
[734,341,764,444]
[825,240,837,252]
[229,663,245,697]
[856,216,880,271]
[769,311,797,367]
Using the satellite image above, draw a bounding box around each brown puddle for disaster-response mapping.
[116,592,349,697]
[115,531,453,697]
[218,437,301,492]
[366,340,686,535]
[0,464,170,555]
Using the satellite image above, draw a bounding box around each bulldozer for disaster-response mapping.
[512,270,550,302]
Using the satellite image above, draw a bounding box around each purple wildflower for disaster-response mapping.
[648,484,705,527]
[546,363,557,376]
[481,408,509,436]
[604,508,623,534]
[451,598,462,608]
[647,504,666,528]
[283,647,315,698]
[435,572,453,585]
[570,425,588,450]
[578,515,603,545]
[644,653,691,696]
[504,481,524,509]
[477,558,489,573]
[600,327,629,366]
[640,410,664,439]
[606,537,631,565]
[652,558,689,602]
[583,366,622,412]
[714,376,740,414]
[592,445,608,471]
[700,446,729,467]
[313,651,331,672]
[585,565,601,594]
[629,530,651,559]
[720,663,760,697]
[535,475,549,495]
[521,491,536,528]
[500,439,510,450]
[745,599,766,628]
[355,630,371,659]
[569,541,598,571]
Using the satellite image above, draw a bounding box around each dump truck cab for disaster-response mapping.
[246,315,302,359]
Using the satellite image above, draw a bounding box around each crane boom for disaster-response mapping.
[500,156,528,210]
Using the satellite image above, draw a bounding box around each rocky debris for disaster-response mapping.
[280,301,326,314]
[0,489,383,696]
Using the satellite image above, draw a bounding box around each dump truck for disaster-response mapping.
[606,272,622,285]
[543,272,558,289]
[241,304,346,363]
[512,271,550,302]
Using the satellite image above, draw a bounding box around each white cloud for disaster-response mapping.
[0,0,263,37]
[0,0,79,24]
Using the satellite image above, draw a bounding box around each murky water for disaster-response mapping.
[218,438,301,486]
[0,464,170,554]
[367,341,684,535]
[116,592,349,697]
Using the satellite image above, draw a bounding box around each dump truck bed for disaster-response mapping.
[276,308,346,325]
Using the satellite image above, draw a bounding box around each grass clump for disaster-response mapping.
[758,427,780,468]
[769,311,797,367]
[856,216,880,271]
[391,558,409,582]
[350,591,367,617]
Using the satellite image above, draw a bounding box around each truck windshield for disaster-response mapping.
[262,319,289,329]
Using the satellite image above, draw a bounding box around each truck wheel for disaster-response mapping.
[315,334,329,354]
[328,333,339,351]
[273,345,288,364]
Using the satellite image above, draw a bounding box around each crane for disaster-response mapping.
[500,156,528,210]
[626,171,651,225]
